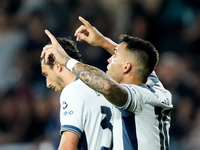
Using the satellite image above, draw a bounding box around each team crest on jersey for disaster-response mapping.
[62,101,68,109]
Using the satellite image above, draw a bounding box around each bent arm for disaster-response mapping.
[72,63,128,107]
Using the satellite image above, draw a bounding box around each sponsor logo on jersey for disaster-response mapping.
[62,101,68,109]
[63,111,74,115]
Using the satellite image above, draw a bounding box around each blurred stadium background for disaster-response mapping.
[0,0,200,150]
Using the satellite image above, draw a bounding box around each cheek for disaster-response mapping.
[48,74,57,84]
[110,57,117,65]
[108,58,117,70]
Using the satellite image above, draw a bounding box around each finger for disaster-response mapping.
[76,29,89,41]
[45,29,58,44]
[41,49,45,58]
[76,36,80,42]
[77,36,83,42]
[76,30,88,42]
[42,45,54,62]
[78,16,93,30]
[77,32,89,42]
[41,48,50,63]
[41,44,55,57]
[43,47,56,63]
[41,46,50,62]
[43,44,57,49]
[45,51,50,63]
[74,25,86,36]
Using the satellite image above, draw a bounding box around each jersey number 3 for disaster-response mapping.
[100,106,113,150]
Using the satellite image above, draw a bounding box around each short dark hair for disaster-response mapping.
[42,37,82,69]
[119,34,159,83]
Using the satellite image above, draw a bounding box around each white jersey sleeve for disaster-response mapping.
[60,84,86,137]
[117,72,173,150]
[120,71,172,114]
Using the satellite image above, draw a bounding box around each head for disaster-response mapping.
[41,37,82,93]
[107,34,159,84]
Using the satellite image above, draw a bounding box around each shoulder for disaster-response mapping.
[60,79,103,104]
[61,79,92,96]
[121,84,149,95]
[60,80,88,104]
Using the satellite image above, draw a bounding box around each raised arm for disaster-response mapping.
[74,16,118,55]
[41,30,128,107]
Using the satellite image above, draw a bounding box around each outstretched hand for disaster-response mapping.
[41,29,69,66]
[74,16,105,47]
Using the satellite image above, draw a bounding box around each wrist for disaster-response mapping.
[65,58,79,71]
[103,37,118,55]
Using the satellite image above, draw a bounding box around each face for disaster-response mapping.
[41,60,65,93]
[106,43,127,83]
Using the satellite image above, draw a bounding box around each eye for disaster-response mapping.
[113,49,117,58]
[42,73,47,77]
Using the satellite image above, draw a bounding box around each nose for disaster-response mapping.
[46,78,51,88]
[107,56,112,64]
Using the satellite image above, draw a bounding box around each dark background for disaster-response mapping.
[0,0,200,149]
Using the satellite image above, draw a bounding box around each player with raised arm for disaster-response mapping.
[41,17,173,149]
[41,37,123,150]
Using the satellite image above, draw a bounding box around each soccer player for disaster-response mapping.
[41,37,122,150]
[41,16,173,149]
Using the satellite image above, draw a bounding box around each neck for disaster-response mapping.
[61,69,77,86]
[121,74,143,85]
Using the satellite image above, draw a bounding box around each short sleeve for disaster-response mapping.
[117,84,144,114]
[60,87,86,137]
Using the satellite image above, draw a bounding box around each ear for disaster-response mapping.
[54,62,63,72]
[123,61,132,74]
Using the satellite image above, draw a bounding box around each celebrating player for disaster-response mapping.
[41,37,123,150]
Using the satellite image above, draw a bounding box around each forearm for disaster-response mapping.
[71,62,127,107]
[102,37,118,55]
[58,131,79,150]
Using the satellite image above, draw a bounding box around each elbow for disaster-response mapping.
[103,81,114,95]
[103,82,128,107]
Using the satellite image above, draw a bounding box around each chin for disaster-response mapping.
[55,88,59,92]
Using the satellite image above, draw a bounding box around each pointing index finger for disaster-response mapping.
[78,16,93,29]
[45,29,58,44]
